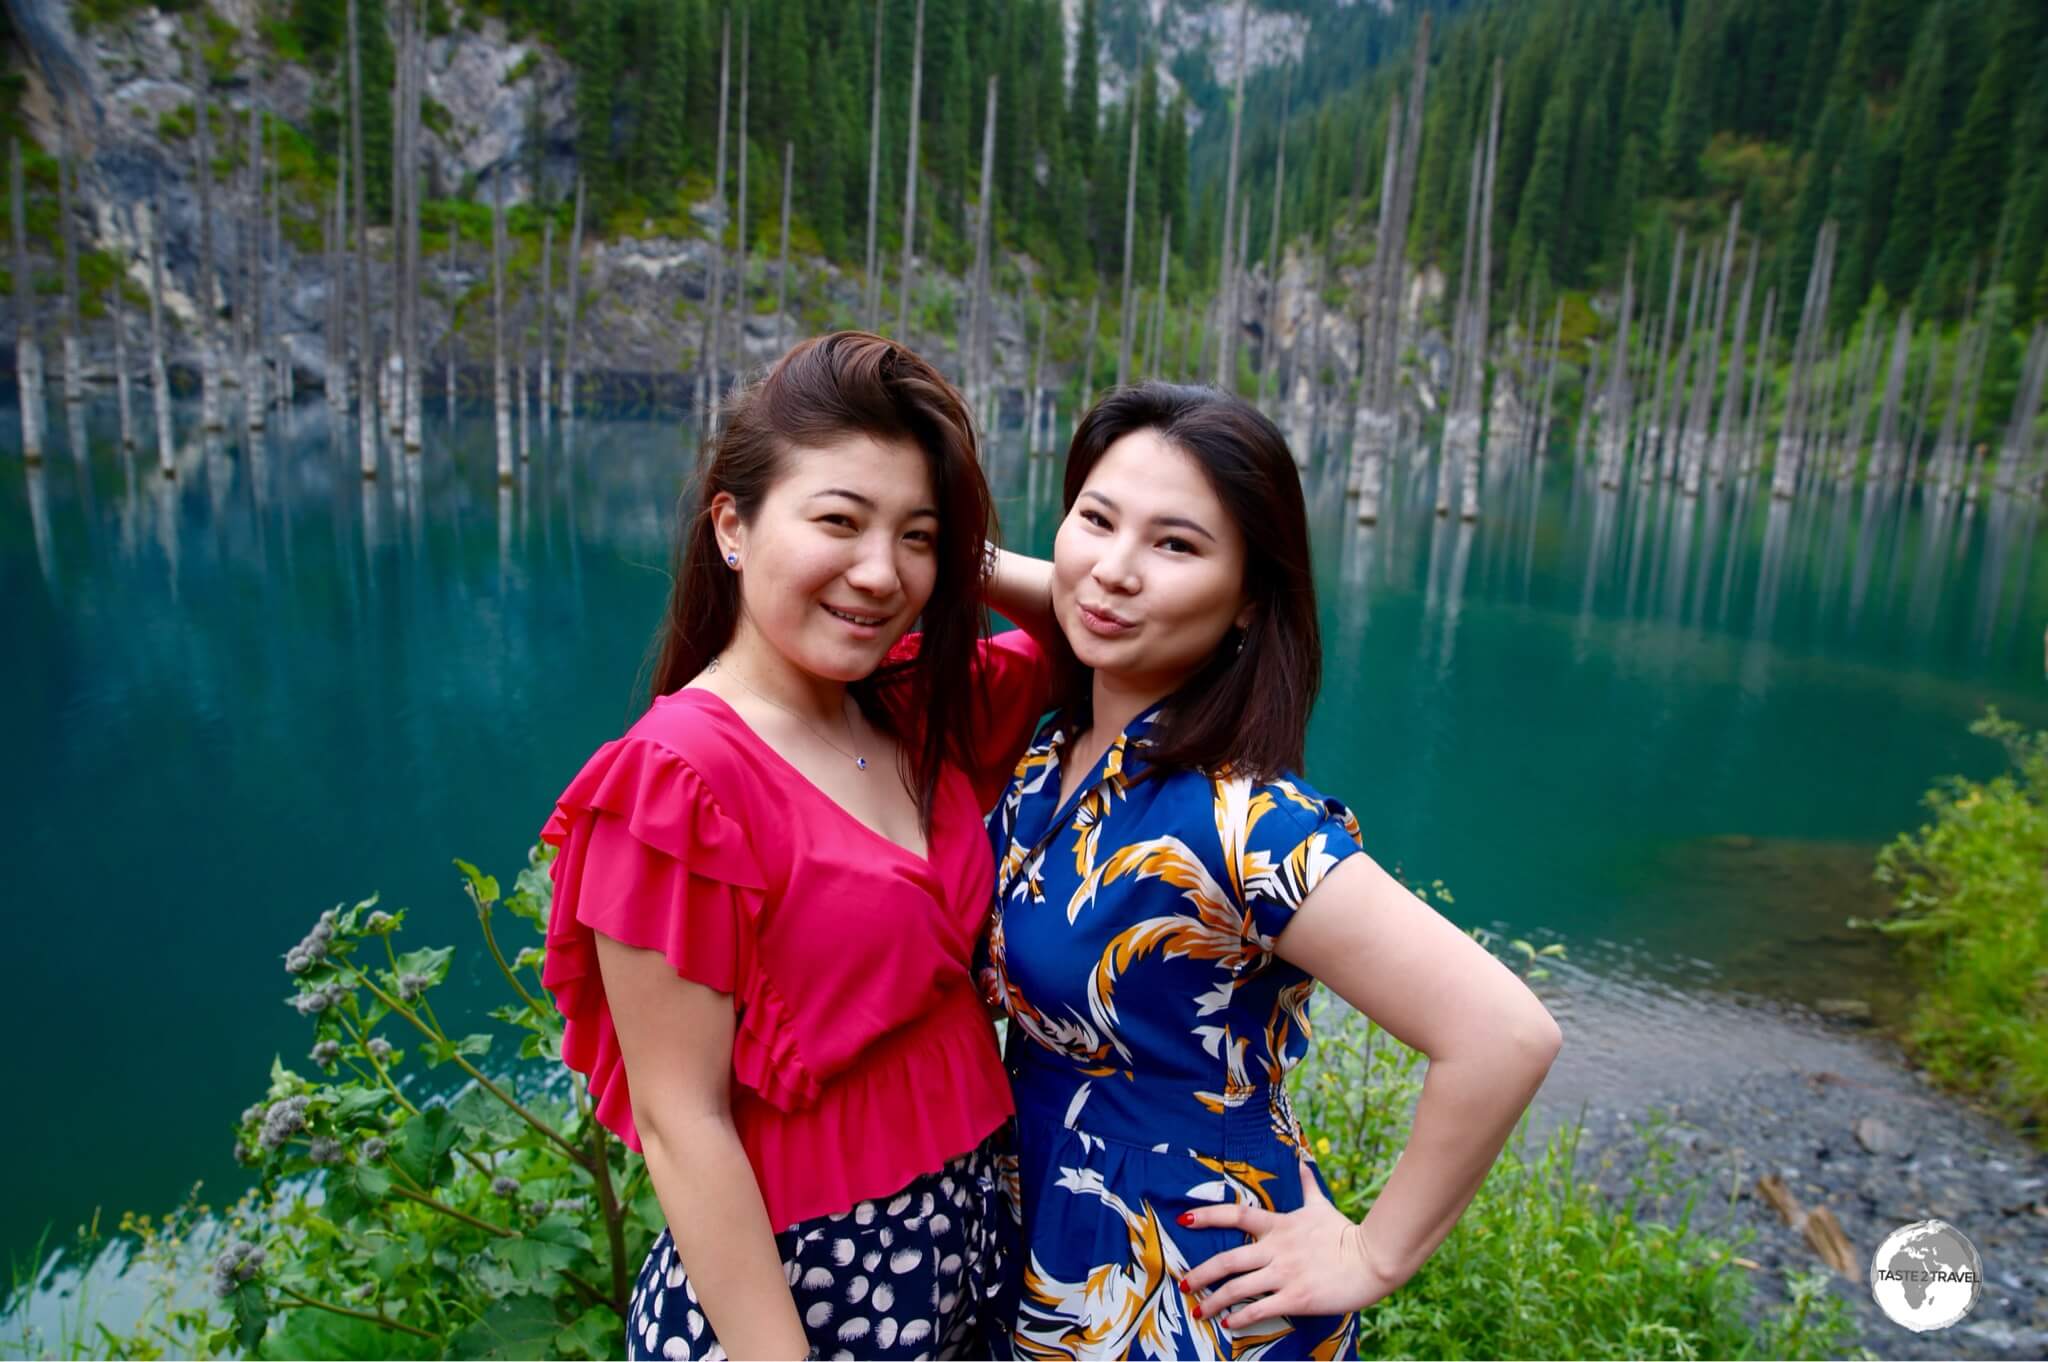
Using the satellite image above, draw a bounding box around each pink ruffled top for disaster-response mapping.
[540,631,1050,1230]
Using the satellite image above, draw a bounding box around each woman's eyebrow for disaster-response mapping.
[810,488,938,518]
[1080,490,1215,542]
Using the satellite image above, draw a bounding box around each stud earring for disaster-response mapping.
[725,552,739,567]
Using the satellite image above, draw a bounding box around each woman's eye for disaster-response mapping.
[1079,509,1110,529]
[819,513,857,530]
[903,528,936,546]
[1160,536,1195,555]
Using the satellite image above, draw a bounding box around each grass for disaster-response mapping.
[1870,709,2048,1140]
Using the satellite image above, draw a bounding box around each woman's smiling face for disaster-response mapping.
[715,433,939,682]
[1052,428,1250,704]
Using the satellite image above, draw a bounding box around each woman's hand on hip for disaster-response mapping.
[1177,1155,1399,1330]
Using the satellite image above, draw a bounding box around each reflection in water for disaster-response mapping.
[3,400,2046,1272]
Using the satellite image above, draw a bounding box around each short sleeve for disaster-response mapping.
[539,737,818,1151]
[1239,776,1366,947]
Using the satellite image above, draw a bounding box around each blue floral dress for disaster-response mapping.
[986,707,1366,1360]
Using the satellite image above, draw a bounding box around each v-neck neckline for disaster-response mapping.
[681,688,935,866]
[1034,705,1163,836]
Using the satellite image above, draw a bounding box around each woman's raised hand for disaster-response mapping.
[1177,1155,1400,1331]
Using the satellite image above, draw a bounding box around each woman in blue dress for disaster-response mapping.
[986,384,1564,1359]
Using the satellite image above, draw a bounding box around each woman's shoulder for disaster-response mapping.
[575,689,779,822]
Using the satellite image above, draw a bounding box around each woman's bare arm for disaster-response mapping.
[984,546,1061,655]
[1180,852,1562,1328]
[595,933,809,1358]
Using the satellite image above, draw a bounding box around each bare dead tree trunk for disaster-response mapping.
[562,173,585,418]
[1680,203,1740,495]
[1596,247,1635,487]
[347,0,376,475]
[326,160,346,410]
[731,4,751,387]
[1256,68,1291,410]
[896,0,926,342]
[113,263,134,448]
[492,178,512,483]
[1115,92,1143,389]
[862,0,885,333]
[404,2,424,450]
[1028,294,1048,453]
[1739,287,1776,479]
[539,217,553,427]
[147,186,175,475]
[445,216,458,419]
[1642,228,1684,485]
[1870,308,1914,481]
[1771,221,1835,496]
[11,141,44,462]
[195,87,224,431]
[701,11,731,413]
[1079,291,1100,407]
[964,76,998,405]
[1709,240,1758,485]
[2000,324,2046,493]
[1214,0,1248,387]
[777,141,793,356]
[1455,57,1504,522]
[1150,215,1172,381]
[57,133,82,406]
[245,106,268,430]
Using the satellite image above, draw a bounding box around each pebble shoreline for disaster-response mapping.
[1563,1024,2048,1361]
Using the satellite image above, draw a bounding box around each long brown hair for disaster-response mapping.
[650,331,994,829]
[1054,382,1320,781]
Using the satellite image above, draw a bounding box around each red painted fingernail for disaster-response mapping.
[1178,1277,1191,1294]
[1190,1303,1202,1320]
[1177,1211,1195,1227]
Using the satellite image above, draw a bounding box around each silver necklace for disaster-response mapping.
[709,657,870,770]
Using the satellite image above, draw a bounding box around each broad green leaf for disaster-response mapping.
[451,1293,562,1359]
[489,1214,592,1279]
[391,945,455,989]
[331,1086,389,1127]
[448,1084,526,1141]
[323,1161,393,1226]
[231,1280,268,1353]
[390,1107,459,1187]
[555,1305,620,1359]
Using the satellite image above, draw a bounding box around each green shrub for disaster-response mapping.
[1871,709,2048,1137]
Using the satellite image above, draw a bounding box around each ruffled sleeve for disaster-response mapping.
[539,737,819,1153]
[1239,775,1366,948]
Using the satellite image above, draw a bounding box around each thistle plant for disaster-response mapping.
[213,847,658,1360]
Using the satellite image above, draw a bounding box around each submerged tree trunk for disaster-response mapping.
[11,140,44,462]
[1643,227,1686,485]
[1454,57,1504,522]
[1255,68,1291,411]
[777,142,794,356]
[113,267,134,448]
[147,188,175,475]
[1870,309,1914,481]
[1116,88,1142,390]
[562,174,585,418]
[1214,0,1248,388]
[347,0,376,475]
[492,180,512,484]
[964,77,998,403]
[896,0,926,342]
[1596,247,1635,488]
[539,218,554,428]
[862,0,885,334]
[195,88,223,432]
[701,12,731,414]
[732,5,751,387]
[57,134,82,406]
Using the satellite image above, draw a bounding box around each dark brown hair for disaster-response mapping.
[1055,383,1320,781]
[650,331,994,829]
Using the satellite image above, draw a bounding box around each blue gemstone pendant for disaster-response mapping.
[856,757,868,770]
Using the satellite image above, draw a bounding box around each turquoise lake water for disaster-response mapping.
[3,396,2044,1264]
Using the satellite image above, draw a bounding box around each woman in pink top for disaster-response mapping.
[541,333,1056,1359]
